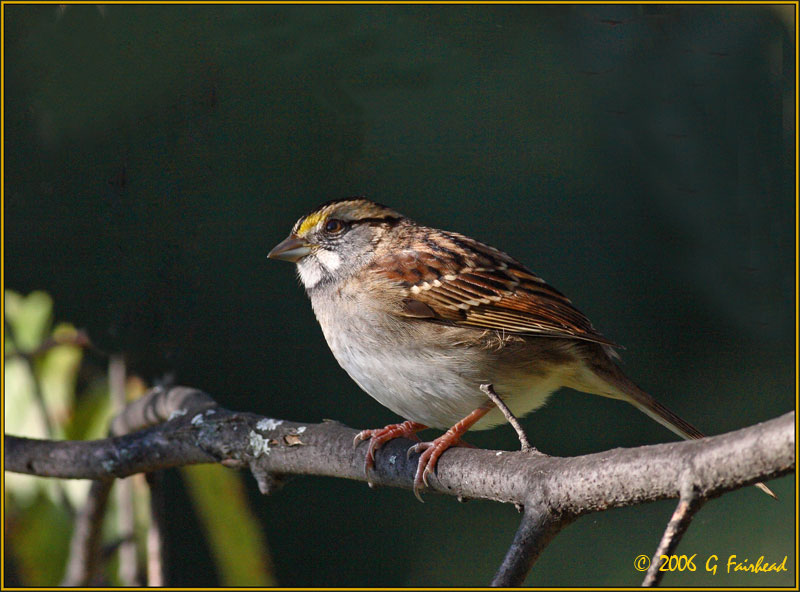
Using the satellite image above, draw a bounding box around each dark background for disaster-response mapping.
[3,4,795,586]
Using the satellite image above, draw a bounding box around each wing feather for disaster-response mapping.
[370,228,618,347]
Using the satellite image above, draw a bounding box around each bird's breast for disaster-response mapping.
[307,288,577,430]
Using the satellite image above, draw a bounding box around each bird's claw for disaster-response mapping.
[408,438,459,502]
[406,441,424,460]
[355,421,427,487]
[353,429,371,449]
[413,484,425,503]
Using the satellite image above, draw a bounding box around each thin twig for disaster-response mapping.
[642,490,705,587]
[27,357,56,438]
[115,475,139,584]
[110,355,139,585]
[60,386,217,587]
[481,383,534,451]
[145,472,166,586]
[3,328,96,362]
[61,479,114,586]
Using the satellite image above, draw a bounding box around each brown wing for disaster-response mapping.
[369,228,618,347]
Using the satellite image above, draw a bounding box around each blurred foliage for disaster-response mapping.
[4,290,97,510]
[4,289,106,584]
[182,464,275,586]
[3,290,275,586]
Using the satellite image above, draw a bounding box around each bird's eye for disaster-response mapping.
[324,219,346,234]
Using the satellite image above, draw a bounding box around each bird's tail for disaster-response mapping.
[587,356,777,500]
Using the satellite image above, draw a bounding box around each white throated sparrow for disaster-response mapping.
[269,198,775,500]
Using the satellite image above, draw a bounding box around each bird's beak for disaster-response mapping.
[268,233,312,263]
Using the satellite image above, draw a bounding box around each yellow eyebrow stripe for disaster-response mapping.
[297,212,325,236]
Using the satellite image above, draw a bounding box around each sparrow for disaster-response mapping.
[268,198,775,501]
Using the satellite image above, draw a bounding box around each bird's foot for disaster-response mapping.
[406,433,470,502]
[353,420,426,483]
[406,404,494,502]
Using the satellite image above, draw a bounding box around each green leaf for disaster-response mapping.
[181,465,276,586]
[36,323,84,438]
[4,357,38,438]
[4,491,73,585]
[64,378,113,442]
[5,322,16,355]
[4,290,54,352]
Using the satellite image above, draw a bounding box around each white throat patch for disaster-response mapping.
[297,258,323,289]
[296,249,341,290]
[315,249,342,272]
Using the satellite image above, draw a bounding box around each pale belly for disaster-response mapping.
[338,347,566,430]
[314,300,577,430]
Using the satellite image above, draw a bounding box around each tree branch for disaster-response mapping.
[4,386,795,586]
[491,502,572,586]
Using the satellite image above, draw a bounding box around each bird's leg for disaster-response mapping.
[480,383,535,452]
[354,420,427,482]
[407,402,494,502]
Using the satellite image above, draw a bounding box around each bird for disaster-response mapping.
[268,198,776,501]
